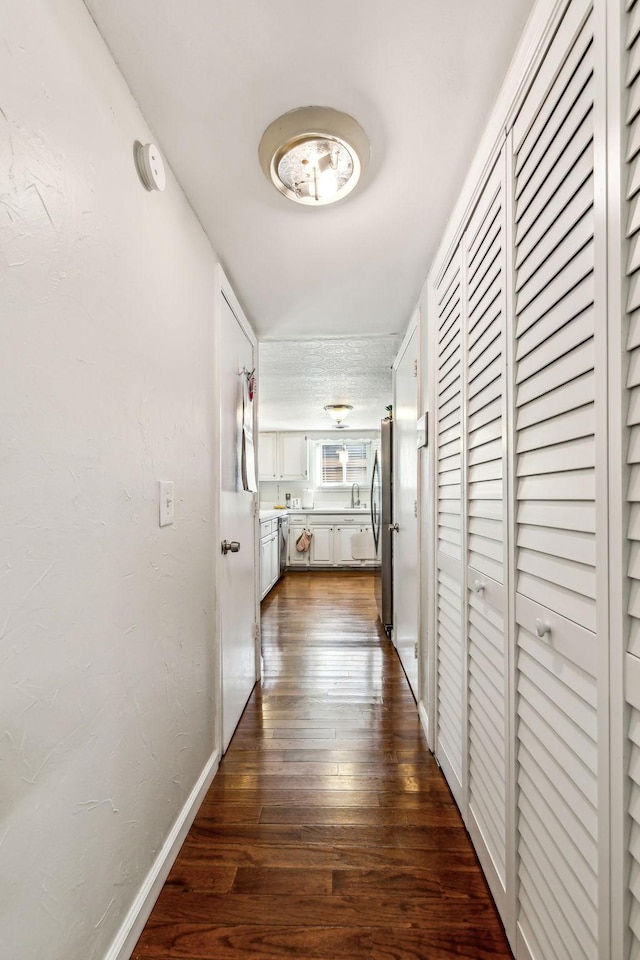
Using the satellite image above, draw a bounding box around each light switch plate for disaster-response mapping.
[159,480,174,526]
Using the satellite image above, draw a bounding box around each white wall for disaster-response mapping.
[0,1,221,958]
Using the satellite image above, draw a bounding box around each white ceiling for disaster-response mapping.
[83,0,535,429]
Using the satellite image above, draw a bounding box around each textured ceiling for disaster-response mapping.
[259,335,403,431]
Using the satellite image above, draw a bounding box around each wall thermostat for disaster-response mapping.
[136,142,166,192]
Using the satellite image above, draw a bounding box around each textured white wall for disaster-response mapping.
[0,1,220,957]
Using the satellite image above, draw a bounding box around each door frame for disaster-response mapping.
[392,310,420,702]
[213,264,260,758]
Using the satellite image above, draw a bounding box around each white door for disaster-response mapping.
[511,4,604,957]
[218,273,258,753]
[393,319,419,699]
[463,151,509,924]
[433,247,465,804]
[625,5,640,955]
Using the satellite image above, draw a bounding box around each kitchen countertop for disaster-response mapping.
[260,507,370,519]
[259,508,288,521]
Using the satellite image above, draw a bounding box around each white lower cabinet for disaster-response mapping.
[288,521,309,566]
[259,520,279,600]
[309,524,334,565]
[285,514,378,568]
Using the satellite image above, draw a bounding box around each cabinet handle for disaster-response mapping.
[535,618,551,640]
[474,580,485,594]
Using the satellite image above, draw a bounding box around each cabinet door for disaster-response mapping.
[258,432,278,481]
[279,433,308,480]
[463,151,509,921]
[359,525,377,566]
[288,523,309,566]
[434,245,465,806]
[335,526,359,566]
[309,525,334,565]
[511,3,603,957]
[270,531,279,587]
[260,535,272,599]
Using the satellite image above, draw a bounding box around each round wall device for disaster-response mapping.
[136,142,166,192]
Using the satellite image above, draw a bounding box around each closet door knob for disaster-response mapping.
[535,618,551,639]
[474,580,485,594]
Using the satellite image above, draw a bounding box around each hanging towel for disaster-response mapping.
[296,529,312,553]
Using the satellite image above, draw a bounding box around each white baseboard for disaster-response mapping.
[418,700,431,751]
[105,748,219,960]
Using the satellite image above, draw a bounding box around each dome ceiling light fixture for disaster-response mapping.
[324,403,353,428]
[259,107,369,206]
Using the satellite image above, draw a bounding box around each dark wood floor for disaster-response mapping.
[133,570,512,960]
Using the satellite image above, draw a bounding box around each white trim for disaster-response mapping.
[214,264,260,754]
[515,926,536,960]
[105,750,219,960]
[608,1,630,958]
[503,127,518,953]
[426,279,438,753]
[393,310,418,372]
[429,0,566,290]
[435,737,464,811]
[418,699,430,748]
[467,809,508,923]
[594,1,612,955]
[459,220,470,825]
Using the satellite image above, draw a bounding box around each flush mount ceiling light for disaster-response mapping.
[259,107,369,206]
[324,404,353,428]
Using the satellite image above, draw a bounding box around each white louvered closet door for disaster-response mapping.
[462,151,509,925]
[624,2,640,955]
[511,1,606,958]
[434,247,464,805]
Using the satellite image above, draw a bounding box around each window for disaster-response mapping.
[317,440,370,486]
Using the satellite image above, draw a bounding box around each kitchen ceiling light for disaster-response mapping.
[324,403,353,427]
[259,107,369,206]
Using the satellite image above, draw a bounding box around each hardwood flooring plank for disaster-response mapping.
[133,923,373,960]
[259,803,463,826]
[150,890,503,928]
[230,867,333,895]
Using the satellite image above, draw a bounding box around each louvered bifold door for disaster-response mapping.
[511,2,606,959]
[435,246,465,805]
[624,2,640,955]
[463,152,509,923]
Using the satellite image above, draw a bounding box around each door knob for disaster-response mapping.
[389,523,399,532]
[535,618,551,639]
[474,580,485,594]
[221,540,240,554]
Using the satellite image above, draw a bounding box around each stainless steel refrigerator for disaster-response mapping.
[370,418,393,633]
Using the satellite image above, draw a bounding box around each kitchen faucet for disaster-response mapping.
[351,482,360,508]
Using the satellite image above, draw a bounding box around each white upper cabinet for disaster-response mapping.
[278,432,309,480]
[258,432,308,481]
[258,432,278,480]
